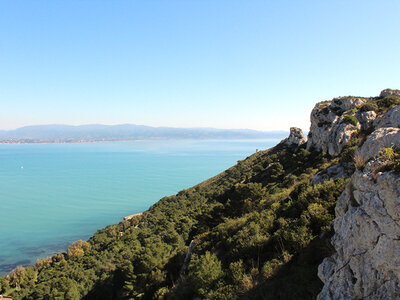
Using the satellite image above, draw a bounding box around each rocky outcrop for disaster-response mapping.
[356,110,377,130]
[282,127,306,147]
[374,104,400,129]
[328,121,360,157]
[380,88,400,98]
[318,159,400,299]
[307,97,365,156]
[354,127,400,165]
[312,163,354,185]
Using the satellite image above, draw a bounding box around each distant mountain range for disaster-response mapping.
[0,124,288,143]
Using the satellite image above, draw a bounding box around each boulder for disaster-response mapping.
[312,162,354,185]
[374,104,400,129]
[355,127,400,165]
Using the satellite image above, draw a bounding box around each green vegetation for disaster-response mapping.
[376,147,400,174]
[347,107,358,115]
[0,144,349,300]
[359,96,400,114]
[342,115,359,126]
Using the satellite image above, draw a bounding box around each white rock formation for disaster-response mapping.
[307,97,365,156]
[282,127,306,147]
[355,127,400,165]
[318,159,400,299]
[314,89,400,299]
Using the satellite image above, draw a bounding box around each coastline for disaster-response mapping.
[123,212,143,220]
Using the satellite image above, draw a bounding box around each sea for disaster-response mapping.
[0,139,280,275]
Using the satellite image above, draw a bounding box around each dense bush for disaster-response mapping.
[359,96,400,114]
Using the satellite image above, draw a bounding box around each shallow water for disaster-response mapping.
[0,139,280,275]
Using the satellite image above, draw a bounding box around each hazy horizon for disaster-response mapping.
[0,123,290,132]
[0,123,289,143]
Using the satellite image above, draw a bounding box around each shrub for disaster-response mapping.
[359,96,400,114]
[354,150,364,170]
[359,102,378,112]
[376,147,400,174]
[379,147,397,160]
[189,252,224,296]
[379,96,400,111]
[342,115,359,126]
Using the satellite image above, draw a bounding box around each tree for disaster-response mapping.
[189,251,224,296]
[9,265,26,290]
[65,282,80,300]
[67,240,90,258]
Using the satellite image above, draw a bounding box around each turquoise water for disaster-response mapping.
[0,139,279,275]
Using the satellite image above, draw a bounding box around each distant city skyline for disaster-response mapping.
[1,1,400,132]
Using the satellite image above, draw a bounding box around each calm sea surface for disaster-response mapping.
[0,139,279,275]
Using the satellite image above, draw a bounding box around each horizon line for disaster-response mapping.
[0,123,293,133]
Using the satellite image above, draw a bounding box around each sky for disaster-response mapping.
[1,1,400,132]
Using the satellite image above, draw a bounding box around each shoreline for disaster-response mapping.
[123,212,143,220]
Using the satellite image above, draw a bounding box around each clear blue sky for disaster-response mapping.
[1,1,400,131]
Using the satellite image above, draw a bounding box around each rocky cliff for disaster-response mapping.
[314,89,400,299]
[306,97,366,156]
[307,88,400,158]
[318,158,400,299]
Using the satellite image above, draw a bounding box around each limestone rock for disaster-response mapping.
[307,97,365,156]
[331,97,367,112]
[380,88,400,98]
[374,104,400,129]
[356,110,377,130]
[282,127,306,147]
[313,162,354,185]
[318,160,400,299]
[355,127,400,165]
[327,120,360,157]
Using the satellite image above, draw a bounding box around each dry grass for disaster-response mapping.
[353,151,365,170]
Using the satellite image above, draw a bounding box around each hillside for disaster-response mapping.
[1,89,400,299]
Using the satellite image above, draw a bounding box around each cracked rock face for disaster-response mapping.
[307,97,365,156]
[282,127,306,147]
[374,104,400,129]
[356,110,377,131]
[318,160,400,299]
[355,127,400,165]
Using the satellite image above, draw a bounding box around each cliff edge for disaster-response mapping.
[314,89,400,299]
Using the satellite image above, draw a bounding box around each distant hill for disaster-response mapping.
[0,124,287,142]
